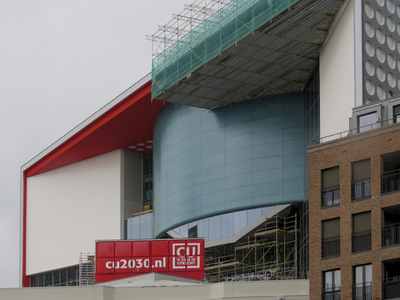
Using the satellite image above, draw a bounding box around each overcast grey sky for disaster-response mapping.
[0,0,188,288]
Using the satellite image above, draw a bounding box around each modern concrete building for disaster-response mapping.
[18,0,400,298]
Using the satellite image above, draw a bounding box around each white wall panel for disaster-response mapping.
[320,1,355,138]
[26,150,123,275]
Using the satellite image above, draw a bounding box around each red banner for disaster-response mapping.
[95,239,205,283]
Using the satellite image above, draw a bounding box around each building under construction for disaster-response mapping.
[204,205,300,283]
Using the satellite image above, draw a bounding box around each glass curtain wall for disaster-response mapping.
[300,67,320,279]
[143,153,153,210]
[30,266,79,287]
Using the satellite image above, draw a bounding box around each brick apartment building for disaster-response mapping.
[309,122,400,299]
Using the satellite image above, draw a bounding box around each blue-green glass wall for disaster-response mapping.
[153,94,305,237]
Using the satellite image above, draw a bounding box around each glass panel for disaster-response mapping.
[365,264,372,283]
[45,272,52,286]
[179,224,188,238]
[261,206,274,216]
[128,217,140,239]
[355,266,363,284]
[325,271,333,291]
[334,270,341,289]
[67,267,77,286]
[234,210,247,234]
[198,219,209,241]
[53,270,60,286]
[38,274,44,287]
[358,112,377,132]
[209,216,221,241]
[221,213,234,238]
[60,269,66,286]
[188,225,198,238]
[139,213,153,239]
[248,208,261,224]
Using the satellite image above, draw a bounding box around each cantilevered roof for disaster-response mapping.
[151,0,345,109]
[22,74,165,177]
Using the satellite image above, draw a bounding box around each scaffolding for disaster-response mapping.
[79,252,95,286]
[146,0,301,99]
[204,211,298,282]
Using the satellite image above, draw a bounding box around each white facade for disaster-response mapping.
[320,0,355,138]
[26,150,124,275]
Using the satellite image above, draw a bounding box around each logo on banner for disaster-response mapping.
[172,242,201,269]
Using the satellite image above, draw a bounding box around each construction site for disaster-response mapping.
[204,206,299,283]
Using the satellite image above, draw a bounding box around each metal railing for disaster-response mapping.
[352,180,371,201]
[352,230,371,252]
[321,187,340,207]
[322,289,341,300]
[382,170,400,194]
[353,282,372,300]
[322,236,340,258]
[384,277,400,299]
[315,116,400,144]
[382,223,400,247]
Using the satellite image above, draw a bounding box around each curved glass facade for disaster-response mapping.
[153,95,306,237]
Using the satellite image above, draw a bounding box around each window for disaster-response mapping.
[31,266,79,287]
[322,218,340,258]
[143,154,153,210]
[321,167,340,207]
[381,151,400,194]
[394,105,400,123]
[188,224,198,238]
[352,212,371,252]
[352,159,371,201]
[323,269,341,299]
[354,264,372,300]
[358,112,378,133]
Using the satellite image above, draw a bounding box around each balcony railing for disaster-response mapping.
[353,282,372,300]
[384,277,400,299]
[322,289,341,300]
[322,236,340,258]
[352,180,371,201]
[321,186,340,207]
[382,170,400,194]
[352,230,371,252]
[382,223,400,247]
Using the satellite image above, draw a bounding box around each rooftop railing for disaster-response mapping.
[314,118,400,145]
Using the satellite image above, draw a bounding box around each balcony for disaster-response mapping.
[384,278,400,299]
[382,223,400,247]
[353,282,372,300]
[322,186,340,208]
[322,236,340,258]
[322,289,341,300]
[352,230,371,253]
[382,170,400,194]
[352,180,371,201]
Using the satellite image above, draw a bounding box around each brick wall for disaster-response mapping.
[308,123,400,299]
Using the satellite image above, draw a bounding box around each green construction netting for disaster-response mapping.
[151,0,301,99]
